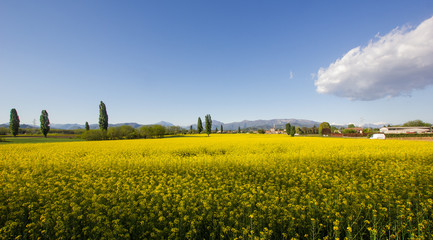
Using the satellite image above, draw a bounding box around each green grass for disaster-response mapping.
[0,136,84,144]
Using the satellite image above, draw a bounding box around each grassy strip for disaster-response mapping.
[0,136,84,144]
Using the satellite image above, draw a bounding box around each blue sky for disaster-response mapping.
[1,1,433,127]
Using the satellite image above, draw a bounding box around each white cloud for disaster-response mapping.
[315,16,433,100]
[289,71,294,79]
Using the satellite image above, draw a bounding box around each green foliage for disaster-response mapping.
[347,123,356,128]
[190,125,193,134]
[108,125,138,140]
[318,122,331,135]
[9,108,20,137]
[238,126,241,133]
[257,129,266,134]
[331,126,339,133]
[85,121,90,131]
[285,123,291,136]
[402,119,432,127]
[312,125,318,134]
[197,117,203,134]
[220,124,223,133]
[99,101,108,131]
[290,126,296,137]
[81,129,106,141]
[296,127,303,135]
[165,126,185,135]
[363,128,373,134]
[205,114,212,136]
[342,129,357,134]
[40,110,50,138]
[1,137,83,144]
[139,125,166,138]
[0,127,9,135]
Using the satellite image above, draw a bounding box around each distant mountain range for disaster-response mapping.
[0,119,388,130]
[191,119,322,131]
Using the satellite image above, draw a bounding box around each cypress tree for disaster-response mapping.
[197,117,203,134]
[190,125,193,134]
[9,108,20,137]
[85,122,90,131]
[220,124,223,133]
[285,123,291,136]
[238,126,241,133]
[40,110,50,138]
[205,114,212,136]
[99,101,108,131]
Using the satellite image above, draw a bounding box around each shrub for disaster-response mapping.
[81,130,106,141]
[140,125,166,138]
[108,125,138,140]
[342,129,357,134]
[0,127,9,135]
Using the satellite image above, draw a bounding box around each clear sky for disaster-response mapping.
[1,1,433,127]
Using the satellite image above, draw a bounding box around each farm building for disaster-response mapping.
[380,127,432,134]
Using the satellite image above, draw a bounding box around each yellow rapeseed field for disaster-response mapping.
[1,134,432,239]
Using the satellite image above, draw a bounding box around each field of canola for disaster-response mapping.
[1,134,433,239]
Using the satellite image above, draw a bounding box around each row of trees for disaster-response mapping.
[9,108,51,137]
[280,122,331,137]
[196,114,213,136]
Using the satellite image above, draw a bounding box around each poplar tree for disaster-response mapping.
[197,117,203,134]
[9,108,20,137]
[40,110,50,138]
[285,123,291,136]
[85,122,90,131]
[99,101,108,131]
[205,114,212,136]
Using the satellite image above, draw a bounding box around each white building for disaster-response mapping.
[380,127,432,134]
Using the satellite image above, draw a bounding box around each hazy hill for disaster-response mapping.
[1,119,389,131]
[190,119,322,131]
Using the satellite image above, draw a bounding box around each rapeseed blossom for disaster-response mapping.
[0,135,432,239]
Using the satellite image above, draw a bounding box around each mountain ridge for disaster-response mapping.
[0,119,389,130]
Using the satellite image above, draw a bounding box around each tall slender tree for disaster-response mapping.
[285,123,291,136]
[238,126,241,133]
[40,110,50,138]
[99,101,108,131]
[9,108,20,137]
[220,124,223,133]
[205,114,212,136]
[190,125,193,134]
[85,121,90,131]
[197,117,203,134]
